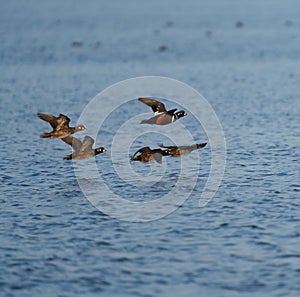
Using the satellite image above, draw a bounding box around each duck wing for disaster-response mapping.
[37,113,59,129]
[56,114,71,130]
[138,98,167,114]
[152,152,163,164]
[37,113,71,130]
[61,136,82,152]
[131,146,151,159]
[80,136,94,152]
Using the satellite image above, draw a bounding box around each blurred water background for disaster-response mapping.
[1,0,300,296]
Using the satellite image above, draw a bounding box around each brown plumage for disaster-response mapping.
[159,143,207,157]
[61,135,106,160]
[130,146,169,164]
[138,98,187,125]
[37,113,86,138]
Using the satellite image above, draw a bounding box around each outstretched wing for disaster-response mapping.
[37,113,59,129]
[131,146,151,159]
[37,113,71,130]
[56,114,71,129]
[80,135,94,152]
[152,152,163,164]
[138,98,167,114]
[61,136,82,152]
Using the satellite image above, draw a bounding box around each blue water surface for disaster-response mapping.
[1,1,300,296]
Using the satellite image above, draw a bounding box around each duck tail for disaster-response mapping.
[40,132,52,138]
[140,119,149,124]
[196,143,207,149]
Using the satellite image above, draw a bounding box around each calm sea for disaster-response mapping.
[1,1,299,296]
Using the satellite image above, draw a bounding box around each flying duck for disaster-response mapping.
[37,113,86,138]
[61,135,106,160]
[138,98,187,125]
[130,146,169,163]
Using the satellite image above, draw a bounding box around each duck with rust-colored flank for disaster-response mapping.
[159,143,207,157]
[130,146,169,164]
[62,135,106,160]
[37,113,86,138]
[138,98,187,125]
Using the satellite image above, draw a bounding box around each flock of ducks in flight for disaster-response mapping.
[38,98,207,163]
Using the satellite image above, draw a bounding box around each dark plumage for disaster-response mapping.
[62,135,106,160]
[130,146,169,164]
[138,98,187,125]
[37,113,86,138]
[159,143,207,157]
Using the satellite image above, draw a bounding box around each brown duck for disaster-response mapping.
[159,143,207,157]
[62,135,106,160]
[37,113,86,138]
[138,98,187,125]
[131,146,169,164]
